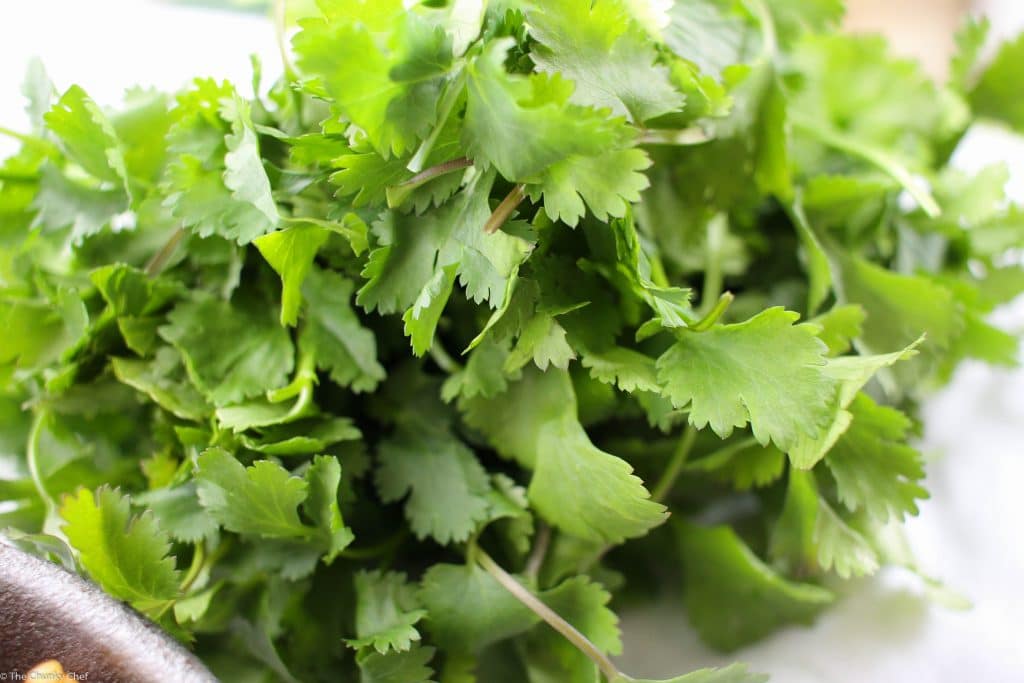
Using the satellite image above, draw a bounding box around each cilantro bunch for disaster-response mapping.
[2,1,1023,681]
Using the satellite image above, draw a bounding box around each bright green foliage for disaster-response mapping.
[418,563,537,652]
[824,394,928,523]
[60,487,180,615]
[375,428,492,544]
[347,570,428,654]
[195,447,312,539]
[255,224,330,326]
[159,296,294,406]
[970,30,1024,131]
[2,2,1022,681]
[526,0,683,122]
[656,308,835,451]
[677,522,834,651]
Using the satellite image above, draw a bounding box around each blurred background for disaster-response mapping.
[1,1,1022,681]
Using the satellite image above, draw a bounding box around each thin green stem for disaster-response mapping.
[428,338,462,374]
[145,228,186,276]
[387,157,473,208]
[747,0,778,58]
[179,542,207,594]
[273,0,297,76]
[485,184,526,234]
[651,423,699,503]
[26,411,57,529]
[699,214,727,317]
[637,127,711,146]
[792,118,941,217]
[524,523,552,581]
[693,292,734,331]
[408,73,466,173]
[0,126,57,155]
[476,547,623,683]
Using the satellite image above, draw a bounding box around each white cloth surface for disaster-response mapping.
[1,3,1022,681]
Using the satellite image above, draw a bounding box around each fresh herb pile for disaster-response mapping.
[2,1,1024,681]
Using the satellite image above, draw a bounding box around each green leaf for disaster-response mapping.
[581,346,660,393]
[357,646,436,683]
[31,164,126,244]
[526,0,683,122]
[255,224,330,326]
[676,521,833,651]
[159,296,294,406]
[528,147,652,228]
[195,447,313,539]
[294,2,454,157]
[462,39,625,180]
[969,30,1024,130]
[787,342,920,470]
[656,307,835,451]
[403,264,459,357]
[134,482,219,544]
[45,85,131,191]
[348,570,427,654]
[824,394,928,523]
[418,563,538,652]
[769,469,879,579]
[375,428,492,544]
[462,368,666,543]
[111,349,211,421]
[221,94,279,231]
[301,267,386,392]
[833,254,961,387]
[304,454,354,560]
[60,486,180,614]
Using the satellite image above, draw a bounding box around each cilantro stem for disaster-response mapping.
[179,542,207,594]
[524,523,551,581]
[747,0,779,58]
[0,126,58,155]
[792,117,941,217]
[475,547,623,683]
[693,292,734,331]
[428,338,462,374]
[637,127,711,146]
[26,410,59,534]
[485,184,525,234]
[651,423,698,503]
[698,213,727,317]
[273,0,297,76]
[387,157,473,208]
[145,228,186,276]
[408,72,467,173]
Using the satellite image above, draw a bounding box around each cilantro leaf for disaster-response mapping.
[969,31,1024,131]
[60,486,180,614]
[255,224,330,326]
[301,267,386,392]
[44,85,131,192]
[348,570,428,655]
[159,296,294,406]
[526,0,683,122]
[462,368,666,543]
[462,39,625,181]
[375,428,492,544]
[356,646,436,683]
[824,394,928,523]
[293,2,453,157]
[418,563,538,652]
[656,308,835,451]
[195,447,313,539]
[676,521,833,651]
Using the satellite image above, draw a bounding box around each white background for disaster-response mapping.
[1,2,1022,681]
